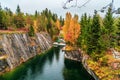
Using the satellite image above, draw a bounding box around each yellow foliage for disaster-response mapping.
[33,20,38,33]
[65,45,75,51]
[56,19,61,30]
[63,12,81,45]
[63,12,72,41]
[87,57,120,80]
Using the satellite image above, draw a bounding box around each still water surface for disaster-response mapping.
[0,48,94,80]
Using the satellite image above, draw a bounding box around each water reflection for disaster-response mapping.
[63,59,94,80]
[54,47,60,61]
[0,47,94,80]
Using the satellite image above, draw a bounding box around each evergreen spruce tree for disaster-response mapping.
[87,11,101,55]
[117,18,120,46]
[28,25,35,37]
[35,10,38,18]
[16,5,21,15]
[103,8,115,48]
[0,3,2,10]
[78,13,91,52]
[60,16,64,26]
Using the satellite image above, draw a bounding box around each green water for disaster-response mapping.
[0,48,94,80]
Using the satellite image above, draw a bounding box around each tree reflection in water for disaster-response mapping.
[0,47,94,80]
[63,58,95,80]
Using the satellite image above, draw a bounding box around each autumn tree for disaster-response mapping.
[35,9,59,39]
[4,7,14,29]
[50,19,59,40]
[14,14,25,28]
[0,8,8,29]
[14,5,25,28]
[69,15,80,45]
[63,12,80,45]
[33,20,37,33]
[56,19,60,30]
[0,5,14,30]
[25,14,34,28]
[51,19,60,36]
[63,12,72,43]
[37,14,48,32]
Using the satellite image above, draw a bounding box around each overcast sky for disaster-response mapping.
[1,0,120,17]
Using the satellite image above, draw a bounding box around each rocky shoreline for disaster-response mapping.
[0,32,52,74]
[64,49,99,80]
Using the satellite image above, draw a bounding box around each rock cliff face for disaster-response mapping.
[0,32,52,73]
[64,50,83,62]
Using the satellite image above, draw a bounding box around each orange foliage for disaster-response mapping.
[63,12,72,40]
[33,20,38,33]
[56,19,61,30]
[63,12,81,45]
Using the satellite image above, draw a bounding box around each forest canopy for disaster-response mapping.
[0,4,119,55]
